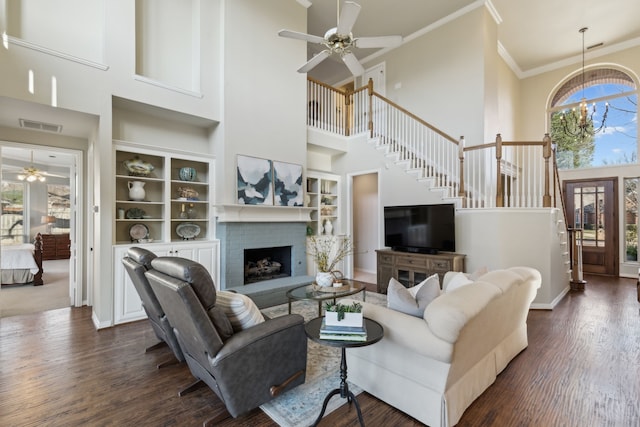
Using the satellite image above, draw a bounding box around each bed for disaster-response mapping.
[1,234,44,286]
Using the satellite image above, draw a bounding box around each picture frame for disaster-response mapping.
[237,155,273,205]
[273,161,303,207]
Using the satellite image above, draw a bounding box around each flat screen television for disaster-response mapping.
[384,203,456,254]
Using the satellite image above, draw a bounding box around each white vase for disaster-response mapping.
[128,181,146,201]
[315,271,334,287]
[323,219,333,235]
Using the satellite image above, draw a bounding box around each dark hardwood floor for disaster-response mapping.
[1,275,638,426]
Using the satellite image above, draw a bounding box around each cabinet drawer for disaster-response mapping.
[378,254,394,264]
[396,255,428,268]
[428,259,452,271]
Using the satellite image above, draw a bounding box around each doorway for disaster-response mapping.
[564,178,618,276]
[0,143,83,316]
[349,171,380,284]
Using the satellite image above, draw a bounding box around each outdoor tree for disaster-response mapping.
[550,110,595,169]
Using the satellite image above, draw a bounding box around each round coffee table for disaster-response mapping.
[286,279,367,316]
[305,316,384,427]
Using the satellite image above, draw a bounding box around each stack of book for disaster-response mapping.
[319,318,367,341]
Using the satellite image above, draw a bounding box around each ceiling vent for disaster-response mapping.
[19,118,63,133]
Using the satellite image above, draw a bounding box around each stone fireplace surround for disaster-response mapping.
[216,215,314,307]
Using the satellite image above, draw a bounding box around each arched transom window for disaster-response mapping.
[549,67,637,169]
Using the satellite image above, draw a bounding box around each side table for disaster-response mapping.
[304,316,384,427]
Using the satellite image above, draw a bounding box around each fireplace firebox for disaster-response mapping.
[244,246,292,284]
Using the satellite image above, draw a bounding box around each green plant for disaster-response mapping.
[324,302,362,320]
[307,235,354,272]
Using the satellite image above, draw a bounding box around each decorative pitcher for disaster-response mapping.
[128,181,146,201]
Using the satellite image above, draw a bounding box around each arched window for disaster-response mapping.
[549,67,637,169]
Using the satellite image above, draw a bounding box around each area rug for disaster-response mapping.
[260,291,386,427]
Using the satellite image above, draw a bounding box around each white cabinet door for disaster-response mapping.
[113,246,147,325]
[113,241,220,324]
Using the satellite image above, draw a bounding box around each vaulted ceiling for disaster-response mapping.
[303,0,640,83]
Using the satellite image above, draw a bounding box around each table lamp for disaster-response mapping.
[41,215,56,234]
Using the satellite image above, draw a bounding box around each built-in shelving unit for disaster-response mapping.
[114,143,213,244]
[306,171,340,236]
[112,141,217,325]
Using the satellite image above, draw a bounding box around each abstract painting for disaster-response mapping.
[273,161,303,206]
[237,155,273,205]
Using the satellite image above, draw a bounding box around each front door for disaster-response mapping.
[564,178,618,276]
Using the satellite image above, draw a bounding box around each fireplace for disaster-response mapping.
[244,246,292,284]
[217,221,308,290]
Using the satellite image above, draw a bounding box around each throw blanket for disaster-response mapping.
[1,244,39,273]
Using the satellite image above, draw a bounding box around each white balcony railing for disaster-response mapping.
[307,77,554,210]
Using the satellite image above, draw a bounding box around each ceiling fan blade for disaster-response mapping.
[341,52,364,76]
[354,35,402,49]
[336,1,361,35]
[298,50,331,73]
[278,29,325,44]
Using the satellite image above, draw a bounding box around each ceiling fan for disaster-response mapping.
[278,1,402,76]
[2,151,67,182]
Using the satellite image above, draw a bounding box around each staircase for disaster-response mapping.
[307,77,573,308]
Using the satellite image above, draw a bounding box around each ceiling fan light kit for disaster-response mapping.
[278,1,402,77]
[17,150,46,182]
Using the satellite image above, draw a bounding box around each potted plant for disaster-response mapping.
[324,301,363,327]
[307,235,354,287]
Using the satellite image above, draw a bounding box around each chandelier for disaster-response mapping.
[560,27,609,140]
[17,151,46,182]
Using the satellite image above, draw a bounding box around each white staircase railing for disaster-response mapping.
[307,78,554,210]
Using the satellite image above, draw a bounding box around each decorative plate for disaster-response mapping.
[129,223,149,241]
[176,223,201,240]
[125,207,146,219]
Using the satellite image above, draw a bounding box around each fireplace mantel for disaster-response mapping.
[215,204,314,223]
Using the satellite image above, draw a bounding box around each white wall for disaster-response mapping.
[360,7,489,146]
[352,172,378,274]
[456,208,569,308]
[217,0,308,204]
[1,0,310,327]
[6,0,105,63]
[330,134,450,209]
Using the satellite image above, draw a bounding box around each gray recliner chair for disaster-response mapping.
[121,247,184,367]
[145,256,307,420]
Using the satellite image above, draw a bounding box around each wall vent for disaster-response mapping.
[19,118,63,133]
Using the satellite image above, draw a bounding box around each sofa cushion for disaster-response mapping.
[444,272,474,292]
[387,275,440,317]
[423,282,502,343]
[216,291,265,332]
[468,266,489,280]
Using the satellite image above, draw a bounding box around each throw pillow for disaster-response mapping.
[216,291,265,332]
[444,272,474,292]
[387,274,440,317]
[207,305,234,341]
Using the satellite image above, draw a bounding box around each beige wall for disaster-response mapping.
[361,6,488,146]
[218,0,308,205]
[519,45,640,141]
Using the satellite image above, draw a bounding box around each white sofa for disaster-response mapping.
[343,266,541,427]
